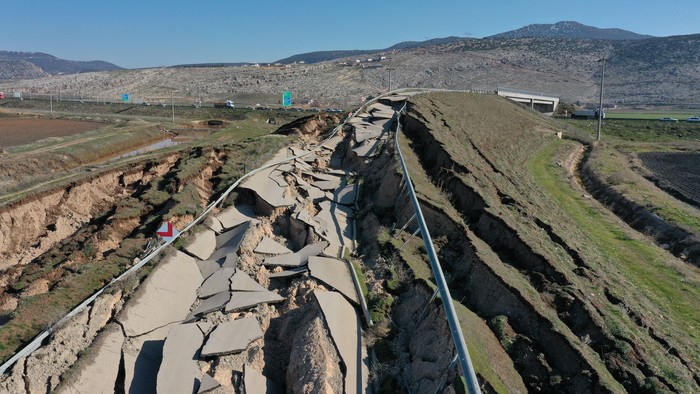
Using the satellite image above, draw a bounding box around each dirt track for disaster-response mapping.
[0,117,103,148]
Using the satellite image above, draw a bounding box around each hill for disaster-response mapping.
[0,51,122,80]
[275,36,470,64]
[2,32,699,106]
[486,21,652,40]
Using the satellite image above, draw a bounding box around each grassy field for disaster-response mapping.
[0,98,318,121]
[556,117,700,234]
[528,138,700,390]
[605,111,699,120]
[561,117,700,142]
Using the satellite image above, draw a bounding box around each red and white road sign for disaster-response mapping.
[156,221,179,242]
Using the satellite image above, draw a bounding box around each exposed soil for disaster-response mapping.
[638,151,700,209]
[0,117,104,148]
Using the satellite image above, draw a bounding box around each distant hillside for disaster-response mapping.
[276,37,471,64]
[275,50,378,65]
[275,21,651,64]
[169,62,254,68]
[0,51,122,80]
[386,36,469,50]
[0,59,47,80]
[487,21,652,40]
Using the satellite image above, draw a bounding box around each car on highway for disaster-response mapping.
[659,117,678,122]
[687,117,700,123]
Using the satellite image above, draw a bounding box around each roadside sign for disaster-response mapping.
[282,91,292,107]
[121,93,129,102]
[156,221,179,243]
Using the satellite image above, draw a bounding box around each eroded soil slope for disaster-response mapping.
[0,135,292,363]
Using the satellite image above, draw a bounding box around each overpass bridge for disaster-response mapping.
[497,87,560,113]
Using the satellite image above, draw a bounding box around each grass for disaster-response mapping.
[560,118,700,142]
[605,111,699,120]
[351,260,369,298]
[528,139,700,385]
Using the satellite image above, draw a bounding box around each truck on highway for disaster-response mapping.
[214,100,235,109]
[572,108,605,119]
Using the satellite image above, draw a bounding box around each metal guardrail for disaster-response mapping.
[393,102,482,394]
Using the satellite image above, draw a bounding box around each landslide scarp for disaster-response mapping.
[390,92,700,392]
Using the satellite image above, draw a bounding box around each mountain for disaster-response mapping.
[486,21,652,40]
[275,37,472,64]
[0,60,47,80]
[386,36,469,50]
[275,21,652,64]
[0,51,122,80]
[275,50,379,65]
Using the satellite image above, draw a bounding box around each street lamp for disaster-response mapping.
[597,58,606,141]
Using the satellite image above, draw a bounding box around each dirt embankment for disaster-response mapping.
[273,113,341,141]
[578,147,700,266]
[0,155,177,270]
[388,94,700,392]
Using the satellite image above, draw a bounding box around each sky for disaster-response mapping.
[1,1,699,69]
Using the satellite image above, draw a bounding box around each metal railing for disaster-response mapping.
[392,102,482,394]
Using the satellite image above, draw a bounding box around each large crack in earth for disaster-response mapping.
[390,96,699,392]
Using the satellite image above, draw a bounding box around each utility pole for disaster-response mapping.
[171,92,175,123]
[597,58,606,141]
[387,67,393,92]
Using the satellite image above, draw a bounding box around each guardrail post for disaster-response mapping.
[397,228,421,252]
[416,287,440,326]
[393,213,416,238]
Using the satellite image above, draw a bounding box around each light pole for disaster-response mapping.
[597,58,606,141]
[387,67,393,92]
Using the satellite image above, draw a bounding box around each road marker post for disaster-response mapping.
[156,221,180,243]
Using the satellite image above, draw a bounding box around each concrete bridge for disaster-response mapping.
[497,87,560,113]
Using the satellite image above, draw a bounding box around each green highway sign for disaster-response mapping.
[282,91,292,107]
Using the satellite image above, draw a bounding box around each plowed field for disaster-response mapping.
[639,152,700,207]
[0,118,103,148]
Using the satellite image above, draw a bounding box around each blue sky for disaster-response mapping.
[2,1,698,68]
